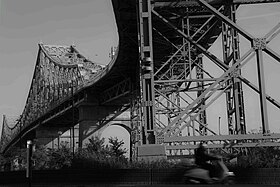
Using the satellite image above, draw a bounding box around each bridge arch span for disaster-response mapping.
[104,123,132,134]
[100,123,131,157]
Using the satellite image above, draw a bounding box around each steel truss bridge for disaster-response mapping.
[2,0,280,159]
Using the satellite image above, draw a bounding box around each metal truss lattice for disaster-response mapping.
[136,0,280,155]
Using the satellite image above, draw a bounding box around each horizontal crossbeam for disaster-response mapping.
[154,0,280,8]
[166,142,280,150]
[165,133,280,142]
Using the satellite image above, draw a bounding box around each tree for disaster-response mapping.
[0,153,8,171]
[5,147,26,171]
[86,136,107,156]
[32,145,49,170]
[108,137,127,159]
[46,141,72,169]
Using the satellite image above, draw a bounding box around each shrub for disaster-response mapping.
[234,147,280,168]
[72,136,129,169]
[32,145,49,170]
[6,137,280,171]
[46,142,72,169]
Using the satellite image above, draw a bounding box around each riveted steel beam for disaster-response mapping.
[100,78,131,104]
[197,0,254,41]
[154,0,280,8]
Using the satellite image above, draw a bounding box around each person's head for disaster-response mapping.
[199,141,207,148]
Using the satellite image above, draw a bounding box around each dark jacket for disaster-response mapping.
[194,144,219,166]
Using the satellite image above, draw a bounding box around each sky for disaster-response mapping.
[1,1,280,152]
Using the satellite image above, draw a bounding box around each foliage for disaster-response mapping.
[4,147,26,171]
[72,136,129,169]
[46,141,72,170]
[0,154,6,166]
[234,147,280,168]
[6,137,280,170]
[107,137,127,162]
[32,145,49,170]
[86,136,107,155]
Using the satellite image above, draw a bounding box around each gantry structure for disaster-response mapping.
[2,0,280,159]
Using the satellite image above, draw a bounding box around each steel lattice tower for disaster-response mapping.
[136,0,280,157]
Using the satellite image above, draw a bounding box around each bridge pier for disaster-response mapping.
[78,120,99,148]
[78,104,131,148]
[35,126,72,149]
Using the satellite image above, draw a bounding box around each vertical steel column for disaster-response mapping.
[222,4,246,135]
[186,9,192,80]
[254,38,269,133]
[137,0,156,144]
[222,21,235,134]
[196,54,207,135]
[231,5,246,134]
[130,90,141,160]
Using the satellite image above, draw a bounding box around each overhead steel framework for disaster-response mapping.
[137,0,280,155]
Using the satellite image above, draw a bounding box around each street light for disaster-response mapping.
[26,140,33,187]
[70,80,75,157]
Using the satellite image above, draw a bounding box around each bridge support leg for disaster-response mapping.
[78,105,101,148]
[78,120,99,148]
[137,0,156,145]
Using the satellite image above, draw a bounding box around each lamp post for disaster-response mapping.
[68,79,75,156]
[71,84,75,158]
[26,140,33,187]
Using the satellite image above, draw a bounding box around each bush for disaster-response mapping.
[234,147,280,168]
[72,136,129,169]
[46,142,72,170]
[5,137,280,171]
[3,147,27,171]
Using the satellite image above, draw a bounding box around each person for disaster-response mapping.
[194,142,220,177]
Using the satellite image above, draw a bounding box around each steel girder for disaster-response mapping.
[100,78,131,104]
[136,0,280,155]
[154,0,280,7]
[165,133,280,150]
